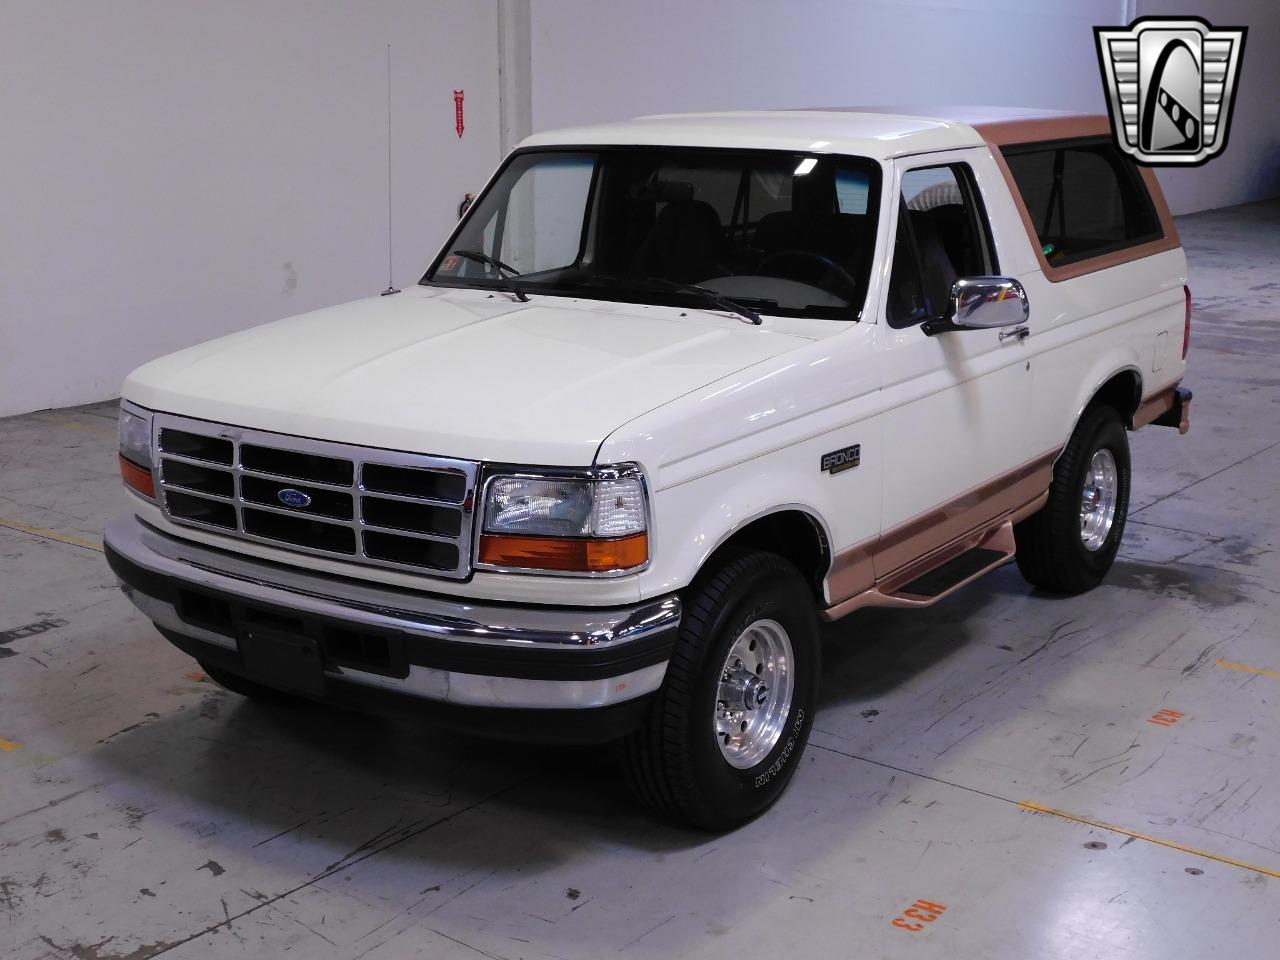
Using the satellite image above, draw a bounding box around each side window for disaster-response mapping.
[1002,139,1162,266]
[887,163,996,328]
[498,156,595,274]
[836,168,871,215]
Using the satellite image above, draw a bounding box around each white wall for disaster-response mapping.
[530,0,1117,127]
[0,1,501,418]
[3,1,1275,418]
[528,0,1279,215]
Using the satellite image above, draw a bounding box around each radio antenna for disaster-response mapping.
[381,43,400,296]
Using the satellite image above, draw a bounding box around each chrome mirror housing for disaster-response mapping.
[924,276,1030,336]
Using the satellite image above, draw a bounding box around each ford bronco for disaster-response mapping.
[106,108,1192,829]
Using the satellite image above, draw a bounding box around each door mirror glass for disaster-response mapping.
[924,276,1029,336]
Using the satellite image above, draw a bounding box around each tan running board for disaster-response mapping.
[822,521,1016,620]
[894,545,1009,599]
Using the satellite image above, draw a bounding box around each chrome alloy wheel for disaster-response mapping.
[714,618,795,769]
[1080,448,1119,552]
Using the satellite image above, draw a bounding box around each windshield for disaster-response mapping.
[422,147,882,321]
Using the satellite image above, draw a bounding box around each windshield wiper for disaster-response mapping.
[450,249,529,302]
[644,278,763,325]
[453,249,522,276]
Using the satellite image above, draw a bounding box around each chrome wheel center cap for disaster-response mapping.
[745,677,769,710]
[722,664,768,711]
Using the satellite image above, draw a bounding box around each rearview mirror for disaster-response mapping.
[923,276,1029,336]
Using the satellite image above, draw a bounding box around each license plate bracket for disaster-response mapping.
[238,626,326,697]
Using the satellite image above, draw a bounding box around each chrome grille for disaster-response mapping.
[153,413,478,579]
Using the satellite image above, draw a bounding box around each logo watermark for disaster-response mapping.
[1095,16,1247,166]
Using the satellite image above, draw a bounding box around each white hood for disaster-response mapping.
[124,286,813,465]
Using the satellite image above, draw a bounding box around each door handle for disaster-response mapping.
[998,326,1030,343]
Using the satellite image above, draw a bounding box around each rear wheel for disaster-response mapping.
[622,550,820,830]
[1015,404,1131,594]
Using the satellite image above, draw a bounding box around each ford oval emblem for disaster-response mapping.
[277,488,312,508]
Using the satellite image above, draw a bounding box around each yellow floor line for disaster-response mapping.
[43,418,117,439]
[0,739,22,753]
[0,517,103,552]
[1216,658,1280,682]
[1019,801,1280,879]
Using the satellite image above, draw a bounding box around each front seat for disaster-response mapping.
[909,211,959,319]
[644,199,728,283]
[753,211,802,258]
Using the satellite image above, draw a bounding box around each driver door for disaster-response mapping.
[873,150,1034,577]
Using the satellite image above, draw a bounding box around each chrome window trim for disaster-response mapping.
[473,462,653,578]
[148,409,480,580]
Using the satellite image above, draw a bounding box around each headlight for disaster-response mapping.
[118,403,156,499]
[485,477,595,537]
[478,467,649,574]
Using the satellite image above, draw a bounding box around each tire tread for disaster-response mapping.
[1015,403,1129,594]
[622,549,813,828]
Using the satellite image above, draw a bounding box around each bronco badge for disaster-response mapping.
[820,444,860,475]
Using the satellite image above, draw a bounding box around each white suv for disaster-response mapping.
[106,108,1192,829]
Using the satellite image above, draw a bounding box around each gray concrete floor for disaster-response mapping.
[2,200,1279,960]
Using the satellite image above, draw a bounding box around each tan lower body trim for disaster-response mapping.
[872,450,1055,579]
[826,538,876,602]
[823,519,1023,620]
[1133,379,1182,429]
[823,378,1186,617]
[823,449,1057,617]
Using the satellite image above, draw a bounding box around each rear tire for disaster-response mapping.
[1015,404,1131,594]
[621,550,821,831]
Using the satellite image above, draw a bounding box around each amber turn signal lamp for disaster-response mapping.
[479,532,648,573]
[119,455,156,499]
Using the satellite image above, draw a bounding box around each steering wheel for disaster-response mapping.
[757,249,860,302]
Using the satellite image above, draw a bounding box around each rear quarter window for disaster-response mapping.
[1000,138,1163,267]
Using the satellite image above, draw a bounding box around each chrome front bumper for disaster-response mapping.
[104,514,679,715]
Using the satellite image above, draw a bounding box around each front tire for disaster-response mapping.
[1015,403,1131,594]
[622,550,820,830]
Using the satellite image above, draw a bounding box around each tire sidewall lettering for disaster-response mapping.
[753,707,806,789]
[654,551,821,827]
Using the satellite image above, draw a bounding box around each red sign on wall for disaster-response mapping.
[454,90,465,138]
